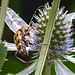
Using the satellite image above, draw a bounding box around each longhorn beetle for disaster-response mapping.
[11,5,46,65]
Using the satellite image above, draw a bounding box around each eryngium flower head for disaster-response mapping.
[29,2,75,62]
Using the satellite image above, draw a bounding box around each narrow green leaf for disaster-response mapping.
[35,0,61,75]
[0,43,7,70]
[0,0,9,39]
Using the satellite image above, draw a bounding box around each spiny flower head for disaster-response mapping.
[30,2,74,61]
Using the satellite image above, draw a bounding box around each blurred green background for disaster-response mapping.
[0,0,75,75]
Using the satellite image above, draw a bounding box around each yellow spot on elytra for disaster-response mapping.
[16,43,22,48]
[19,49,23,54]
[16,36,21,42]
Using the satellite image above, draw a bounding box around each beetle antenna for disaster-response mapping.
[29,5,44,26]
[11,20,25,26]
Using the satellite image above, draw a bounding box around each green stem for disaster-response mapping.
[34,0,61,75]
[45,60,52,75]
[0,0,9,40]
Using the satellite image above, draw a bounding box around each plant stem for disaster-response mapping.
[0,0,9,40]
[34,0,61,75]
[45,60,52,75]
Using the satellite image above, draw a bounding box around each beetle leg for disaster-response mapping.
[24,38,48,46]
[26,26,37,34]
[14,51,29,66]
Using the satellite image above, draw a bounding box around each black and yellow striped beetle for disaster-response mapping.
[11,6,46,65]
[11,20,38,65]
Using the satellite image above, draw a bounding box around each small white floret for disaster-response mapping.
[56,30,60,34]
[56,22,61,25]
[46,16,49,19]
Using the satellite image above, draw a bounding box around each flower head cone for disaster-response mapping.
[30,2,75,75]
